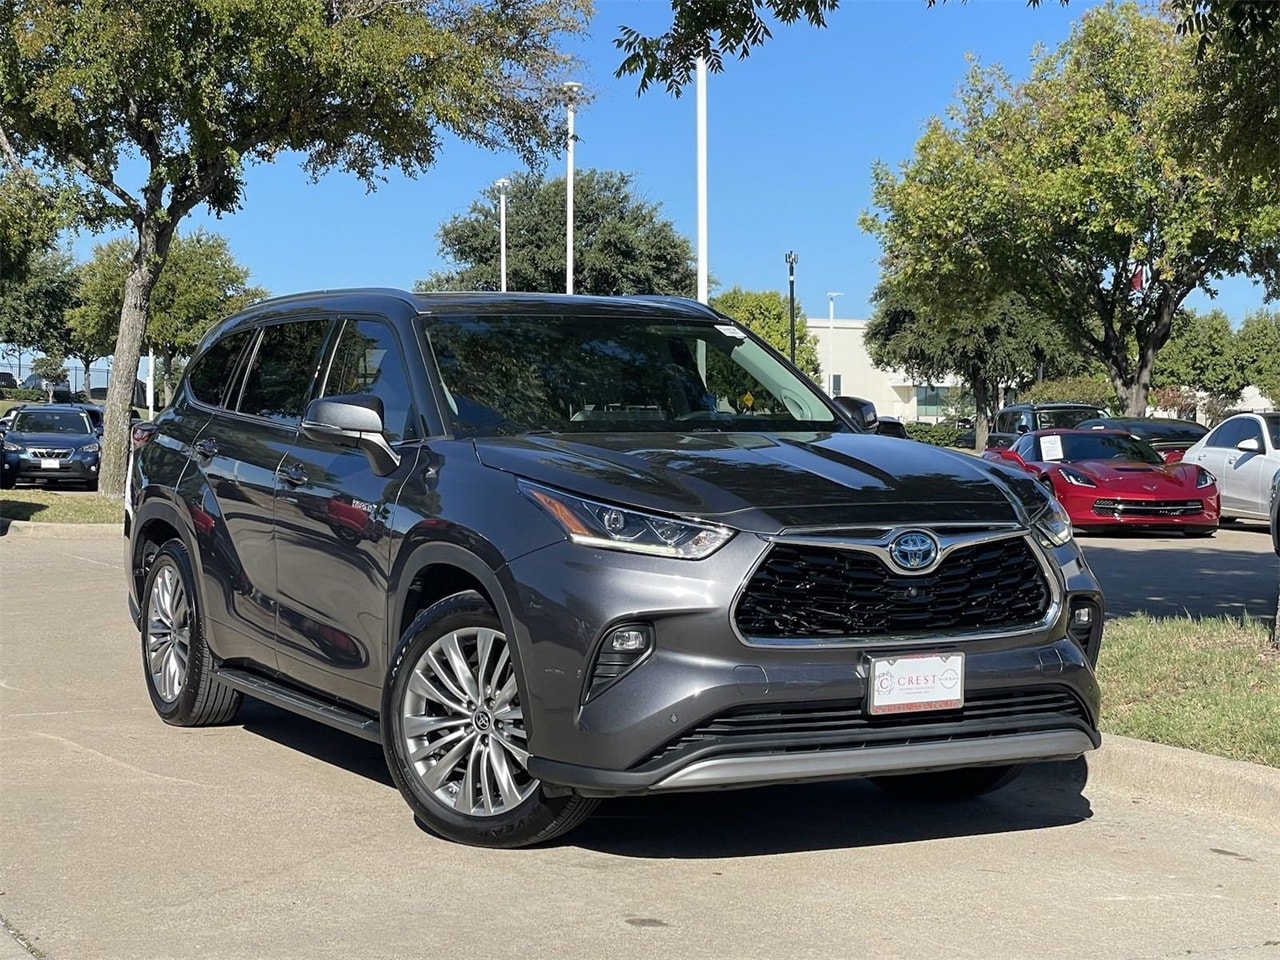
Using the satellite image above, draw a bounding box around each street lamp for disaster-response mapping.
[785,251,798,363]
[826,292,843,395]
[495,178,510,293]
[563,81,582,295]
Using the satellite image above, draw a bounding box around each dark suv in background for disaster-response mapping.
[125,290,1104,847]
[986,402,1109,450]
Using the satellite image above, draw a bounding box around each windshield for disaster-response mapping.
[423,313,844,436]
[1035,407,1106,429]
[12,410,92,435]
[1040,432,1164,464]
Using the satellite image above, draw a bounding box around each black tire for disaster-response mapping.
[1220,515,1239,524]
[382,591,598,848]
[140,538,242,725]
[0,472,13,490]
[870,764,1024,801]
[1183,527,1216,538]
[85,478,99,492]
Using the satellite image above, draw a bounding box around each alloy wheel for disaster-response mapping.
[146,561,190,703]
[400,626,537,817]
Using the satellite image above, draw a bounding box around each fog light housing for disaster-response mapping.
[585,623,654,702]
[1068,599,1102,667]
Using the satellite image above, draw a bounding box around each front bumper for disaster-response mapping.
[506,533,1104,797]
[3,451,100,482]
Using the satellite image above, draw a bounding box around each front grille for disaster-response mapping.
[734,536,1050,641]
[1091,498,1201,518]
[29,449,72,459]
[639,688,1088,768]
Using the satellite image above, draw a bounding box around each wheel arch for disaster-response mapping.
[130,496,201,622]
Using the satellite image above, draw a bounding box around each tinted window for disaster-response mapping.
[425,314,840,437]
[995,412,1020,434]
[13,410,91,435]
[1034,408,1106,429]
[188,330,254,408]
[1266,414,1280,448]
[1205,420,1243,448]
[1043,433,1164,464]
[1012,435,1035,459]
[235,320,331,426]
[321,318,419,443]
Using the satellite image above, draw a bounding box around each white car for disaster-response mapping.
[1182,411,1280,522]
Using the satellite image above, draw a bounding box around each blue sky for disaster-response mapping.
[71,0,1267,324]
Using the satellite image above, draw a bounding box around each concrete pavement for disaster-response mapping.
[1,534,1277,960]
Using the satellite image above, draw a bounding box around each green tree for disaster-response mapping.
[30,352,66,402]
[862,4,1278,417]
[709,287,818,381]
[71,232,266,404]
[1,0,590,495]
[864,291,1071,449]
[1153,308,1248,414]
[1018,375,1117,411]
[420,170,697,297]
[0,247,78,367]
[1237,308,1280,406]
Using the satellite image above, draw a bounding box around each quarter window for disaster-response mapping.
[235,320,331,426]
[187,330,253,408]
[321,318,419,443]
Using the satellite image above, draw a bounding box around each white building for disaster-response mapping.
[807,317,962,422]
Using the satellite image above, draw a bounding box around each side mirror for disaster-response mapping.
[833,395,879,434]
[1015,423,1030,435]
[998,449,1026,467]
[1237,437,1261,454]
[301,395,401,476]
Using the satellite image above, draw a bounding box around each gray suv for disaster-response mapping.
[125,290,1103,847]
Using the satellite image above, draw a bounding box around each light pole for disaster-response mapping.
[495,178,510,293]
[785,251,798,363]
[696,57,708,304]
[563,81,582,295]
[826,292,843,395]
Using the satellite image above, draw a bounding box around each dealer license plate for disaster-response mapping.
[40,459,61,470]
[868,652,964,715]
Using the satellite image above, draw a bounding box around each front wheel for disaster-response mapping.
[870,764,1023,801]
[1183,527,1216,538]
[382,591,597,848]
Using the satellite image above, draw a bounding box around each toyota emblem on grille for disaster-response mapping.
[888,531,939,571]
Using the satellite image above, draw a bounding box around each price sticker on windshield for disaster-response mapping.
[1040,435,1064,461]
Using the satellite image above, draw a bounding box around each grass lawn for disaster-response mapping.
[1098,614,1280,767]
[0,487,123,523]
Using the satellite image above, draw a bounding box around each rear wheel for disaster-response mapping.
[870,764,1023,801]
[382,591,597,848]
[140,539,242,725]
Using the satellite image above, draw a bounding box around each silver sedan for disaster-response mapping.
[1182,411,1280,523]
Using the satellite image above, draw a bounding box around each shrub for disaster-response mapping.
[1018,375,1118,411]
[906,423,963,447]
[0,388,47,401]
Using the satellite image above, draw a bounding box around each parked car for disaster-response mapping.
[18,372,72,399]
[986,402,1109,450]
[983,428,1219,536]
[0,405,22,435]
[0,372,17,390]
[1270,469,1279,556]
[126,289,1103,848]
[1075,417,1208,463]
[1181,412,1280,524]
[1,403,103,490]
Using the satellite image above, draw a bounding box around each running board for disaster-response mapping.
[214,667,382,743]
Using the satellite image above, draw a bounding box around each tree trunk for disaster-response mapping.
[162,349,174,407]
[971,375,992,451]
[99,216,174,499]
[83,359,92,395]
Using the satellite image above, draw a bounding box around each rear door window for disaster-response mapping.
[188,330,255,408]
[234,320,332,426]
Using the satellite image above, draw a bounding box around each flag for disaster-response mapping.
[1129,265,1145,291]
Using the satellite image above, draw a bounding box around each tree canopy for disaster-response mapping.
[1,0,591,495]
[1153,309,1249,413]
[419,169,697,297]
[709,286,818,381]
[861,3,1280,417]
[0,247,77,360]
[1237,308,1280,407]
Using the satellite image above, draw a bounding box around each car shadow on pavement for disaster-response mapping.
[236,698,395,788]
[1079,531,1278,622]
[566,759,1092,858]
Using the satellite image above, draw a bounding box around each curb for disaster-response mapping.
[1087,734,1280,826]
[0,519,122,539]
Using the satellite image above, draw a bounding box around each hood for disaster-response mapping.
[475,432,1045,534]
[1069,460,1200,491]
[7,431,97,448]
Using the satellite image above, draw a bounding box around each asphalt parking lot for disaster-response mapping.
[1,530,1277,960]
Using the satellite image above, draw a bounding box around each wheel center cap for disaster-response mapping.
[473,710,492,731]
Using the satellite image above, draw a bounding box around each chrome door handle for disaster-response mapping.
[276,463,309,487]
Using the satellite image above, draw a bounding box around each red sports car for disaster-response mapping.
[983,428,1220,536]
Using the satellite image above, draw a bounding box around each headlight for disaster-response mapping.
[80,443,101,454]
[1032,496,1074,548]
[2,441,21,452]
[1195,468,1215,489]
[518,479,734,559]
[1058,467,1096,488]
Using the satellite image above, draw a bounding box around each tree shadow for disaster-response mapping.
[1080,530,1278,623]
[0,497,48,522]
